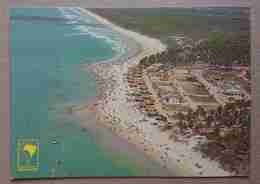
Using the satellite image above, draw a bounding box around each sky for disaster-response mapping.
[9,0,251,8]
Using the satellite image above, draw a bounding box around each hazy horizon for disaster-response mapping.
[9,0,251,8]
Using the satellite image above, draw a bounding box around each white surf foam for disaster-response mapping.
[57,7,126,55]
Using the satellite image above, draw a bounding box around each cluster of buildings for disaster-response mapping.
[202,69,249,103]
[126,65,167,122]
[144,63,220,117]
[145,64,188,114]
[171,35,194,50]
[126,54,250,127]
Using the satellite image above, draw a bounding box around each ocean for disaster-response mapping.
[10,7,169,178]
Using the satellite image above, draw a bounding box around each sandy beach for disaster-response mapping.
[77,8,232,177]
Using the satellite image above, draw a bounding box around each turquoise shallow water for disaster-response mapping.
[10,7,142,178]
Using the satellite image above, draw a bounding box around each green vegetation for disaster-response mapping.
[196,32,250,65]
[188,100,250,175]
[90,8,250,66]
[90,7,250,47]
[136,32,250,67]
[207,32,227,49]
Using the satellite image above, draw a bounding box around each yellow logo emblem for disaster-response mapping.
[17,139,39,172]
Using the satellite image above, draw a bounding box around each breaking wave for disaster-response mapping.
[57,7,126,55]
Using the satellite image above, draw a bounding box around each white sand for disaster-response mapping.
[81,8,232,177]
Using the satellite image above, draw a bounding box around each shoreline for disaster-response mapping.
[77,8,231,177]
